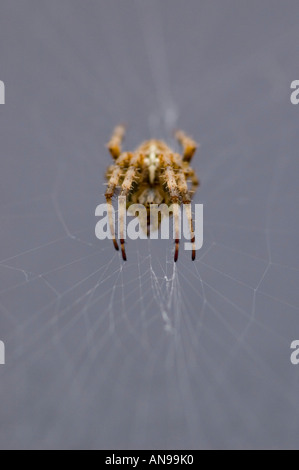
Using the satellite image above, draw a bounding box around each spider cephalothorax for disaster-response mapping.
[105,125,199,262]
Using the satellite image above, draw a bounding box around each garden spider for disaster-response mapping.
[105,125,199,262]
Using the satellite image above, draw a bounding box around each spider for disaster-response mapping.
[105,125,199,262]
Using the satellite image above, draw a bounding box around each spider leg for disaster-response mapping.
[174,129,197,162]
[176,169,196,260]
[106,124,126,159]
[119,153,144,261]
[160,154,181,262]
[105,152,131,251]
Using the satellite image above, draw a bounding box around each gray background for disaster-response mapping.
[0,0,299,450]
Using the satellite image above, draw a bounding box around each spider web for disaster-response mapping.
[0,0,299,450]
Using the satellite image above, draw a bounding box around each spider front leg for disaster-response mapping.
[175,129,197,162]
[176,169,196,260]
[119,153,143,261]
[106,124,126,159]
[105,152,131,251]
[161,154,181,262]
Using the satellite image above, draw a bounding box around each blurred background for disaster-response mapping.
[0,0,299,449]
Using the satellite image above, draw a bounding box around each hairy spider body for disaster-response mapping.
[105,125,199,262]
